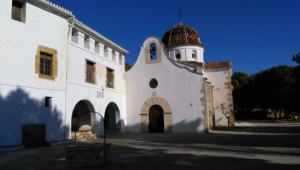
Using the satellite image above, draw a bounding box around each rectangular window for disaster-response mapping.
[40,52,52,76]
[45,97,52,107]
[12,0,23,22]
[35,45,57,80]
[106,68,114,88]
[86,61,95,84]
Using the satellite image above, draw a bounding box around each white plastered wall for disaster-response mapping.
[167,46,204,63]
[0,1,68,146]
[65,36,126,139]
[126,37,205,133]
[204,69,233,126]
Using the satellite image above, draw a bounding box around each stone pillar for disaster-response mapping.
[210,85,215,128]
[201,78,209,133]
[207,83,214,130]
[73,31,85,47]
[105,47,112,60]
[89,38,95,52]
[68,26,73,42]
[120,54,125,73]
[200,50,204,62]
[95,43,104,56]
[95,42,100,54]
[84,36,90,49]
[113,51,119,62]
[119,54,125,65]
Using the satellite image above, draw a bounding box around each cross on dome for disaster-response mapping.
[179,9,182,25]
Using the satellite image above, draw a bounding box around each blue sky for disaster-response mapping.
[50,0,300,75]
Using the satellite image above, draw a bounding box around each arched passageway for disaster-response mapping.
[149,105,164,133]
[71,100,95,131]
[104,102,121,132]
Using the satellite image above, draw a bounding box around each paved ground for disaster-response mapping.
[1,120,300,170]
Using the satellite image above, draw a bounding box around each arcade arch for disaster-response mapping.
[71,100,95,131]
[104,102,121,132]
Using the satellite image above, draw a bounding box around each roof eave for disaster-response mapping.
[73,20,129,55]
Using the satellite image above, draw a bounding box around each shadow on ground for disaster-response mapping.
[1,121,300,170]
[214,125,300,134]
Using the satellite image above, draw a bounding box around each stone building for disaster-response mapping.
[0,0,233,147]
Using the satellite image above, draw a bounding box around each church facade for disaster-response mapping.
[0,0,233,147]
[126,24,234,133]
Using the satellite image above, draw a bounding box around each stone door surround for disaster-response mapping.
[140,97,172,133]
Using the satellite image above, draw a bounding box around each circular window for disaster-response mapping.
[149,79,158,89]
[176,53,181,60]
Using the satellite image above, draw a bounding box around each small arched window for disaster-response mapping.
[175,50,181,60]
[150,43,157,60]
[192,50,197,60]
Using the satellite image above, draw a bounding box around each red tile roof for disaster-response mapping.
[204,61,232,70]
[162,24,203,48]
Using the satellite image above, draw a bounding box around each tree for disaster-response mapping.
[252,65,294,119]
[231,71,255,111]
[125,62,132,71]
[232,65,299,120]
[232,51,300,120]
[221,103,232,127]
[232,71,251,90]
[290,52,300,114]
[292,51,300,64]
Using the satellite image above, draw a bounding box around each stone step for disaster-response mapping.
[73,136,97,141]
[71,131,92,135]
[82,131,92,135]
[76,138,87,142]
[71,131,97,141]
[72,135,82,139]
[71,133,96,138]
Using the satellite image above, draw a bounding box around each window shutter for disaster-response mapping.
[12,1,23,22]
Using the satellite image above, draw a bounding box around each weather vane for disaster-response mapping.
[179,10,182,25]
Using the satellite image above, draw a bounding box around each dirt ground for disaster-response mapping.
[1,120,300,170]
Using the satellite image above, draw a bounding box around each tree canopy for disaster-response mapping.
[232,52,300,119]
[125,62,132,71]
[292,51,300,64]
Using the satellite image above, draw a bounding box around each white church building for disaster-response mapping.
[0,0,234,147]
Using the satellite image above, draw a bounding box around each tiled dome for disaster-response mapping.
[162,23,203,48]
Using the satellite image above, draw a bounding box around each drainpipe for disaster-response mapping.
[64,16,75,140]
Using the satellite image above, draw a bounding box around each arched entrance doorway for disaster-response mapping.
[71,100,95,131]
[149,105,164,133]
[140,97,172,133]
[104,102,121,133]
